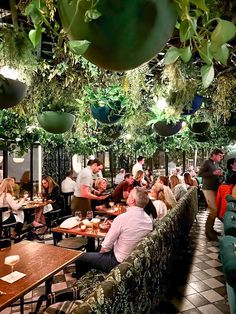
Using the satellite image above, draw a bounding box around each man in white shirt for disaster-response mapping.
[74,186,153,278]
[114,168,125,185]
[71,159,108,216]
[61,170,76,193]
[132,156,145,177]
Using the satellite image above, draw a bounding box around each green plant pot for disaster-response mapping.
[154,120,182,137]
[37,111,75,134]
[0,77,27,109]
[189,122,210,134]
[58,0,177,71]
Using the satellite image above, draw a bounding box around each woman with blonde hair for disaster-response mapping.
[91,178,111,210]
[183,172,198,189]
[169,174,187,201]
[151,183,168,220]
[33,176,61,226]
[0,178,27,236]
[154,176,177,208]
[134,170,147,188]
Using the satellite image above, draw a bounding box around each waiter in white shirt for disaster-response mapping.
[74,186,153,278]
[61,170,76,193]
[132,156,145,177]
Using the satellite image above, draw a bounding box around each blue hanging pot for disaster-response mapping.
[182,95,203,116]
[90,101,123,124]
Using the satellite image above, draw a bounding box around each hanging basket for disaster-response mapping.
[194,133,209,142]
[58,0,177,71]
[91,102,123,124]
[0,77,27,109]
[182,95,204,116]
[154,120,182,137]
[37,111,75,134]
[189,122,210,134]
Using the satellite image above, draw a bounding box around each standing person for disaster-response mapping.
[225,158,236,184]
[74,187,153,278]
[61,170,76,193]
[132,156,145,178]
[71,159,108,216]
[198,148,224,240]
[112,173,134,203]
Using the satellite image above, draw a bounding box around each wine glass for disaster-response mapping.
[4,255,20,278]
[86,210,93,221]
[75,211,82,222]
[109,201,114,208]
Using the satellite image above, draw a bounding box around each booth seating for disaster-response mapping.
[219,196,236,314]
[36,188,198,314]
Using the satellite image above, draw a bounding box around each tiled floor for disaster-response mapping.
[2,209,230,314]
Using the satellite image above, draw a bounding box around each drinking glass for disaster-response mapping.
[75,211,82,222]
[4,255,20,278]
[109,201,114,208]
[86,210,93,221]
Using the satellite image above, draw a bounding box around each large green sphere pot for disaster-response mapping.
[37,111,75,134]
[0,77,27,109]
[58,0,177,71]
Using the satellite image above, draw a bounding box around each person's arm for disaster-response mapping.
[6,193,26,210]
[80,185,108,200]
[100,218,121,252]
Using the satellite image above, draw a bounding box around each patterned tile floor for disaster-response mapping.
[1,209,230,314]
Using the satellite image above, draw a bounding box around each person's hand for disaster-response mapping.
[23,195,28,202]
[98,194,110,200]
[100,247,109,253]
[213,169,223,176]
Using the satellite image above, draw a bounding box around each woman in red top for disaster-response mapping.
[216,184,234,219]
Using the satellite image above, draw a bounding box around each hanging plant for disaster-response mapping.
[85,85,129,124]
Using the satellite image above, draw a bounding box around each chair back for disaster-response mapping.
[0,207,10,239]
[61,192,73,214]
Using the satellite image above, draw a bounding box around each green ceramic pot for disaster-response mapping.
[0,77,27,109]
[37,111,75,134]
[58,0,177,70]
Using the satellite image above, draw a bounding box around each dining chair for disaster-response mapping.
[0,207,21,240]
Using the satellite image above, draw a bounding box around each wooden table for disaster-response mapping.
[95,206,127,217]
[22,200,48,210]
[0,241,82,313]
[52,225,108,239]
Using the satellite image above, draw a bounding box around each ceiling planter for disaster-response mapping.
[154,120,182,137]
[189,122,210,134]
[228,127,236,141]
[227,112,236,127]
[91,102,123,124]
[37,111,75,134]
[0,76,27,109]
[194,133,209,142]
[58,0,177,71]
[182,95,204,116]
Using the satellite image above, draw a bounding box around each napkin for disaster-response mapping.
[60,217,80,229]
[1,271,26,283]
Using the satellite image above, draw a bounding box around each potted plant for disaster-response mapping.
[57,0,177,70]
[182,95,204,116]
[37,86,77,134]
[86,86,129,125]
[188,110,211,134]
[0,74,27,109]
[147,99,182,137]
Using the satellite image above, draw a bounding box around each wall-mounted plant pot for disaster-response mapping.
[189,122,210,134]
[227,112,236,127]
[37,111,75,134]
[0,77,27,109]
[91,102,123,124]
[154,120,182,137]
[182,95,204,116]
[194,133,209,142]
[58,0,177,71]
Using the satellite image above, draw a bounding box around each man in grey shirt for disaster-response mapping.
[71,159,108,217]
[198,148,224,241]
